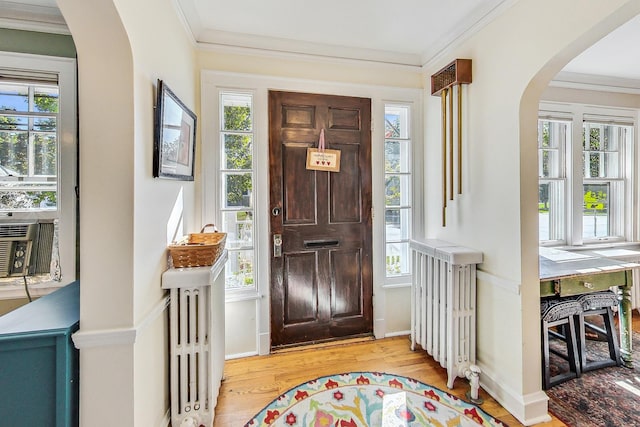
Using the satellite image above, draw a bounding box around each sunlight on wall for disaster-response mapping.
[167,187,184,244]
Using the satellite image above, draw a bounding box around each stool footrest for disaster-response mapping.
[541,298,583,390]
[578,307,621,373]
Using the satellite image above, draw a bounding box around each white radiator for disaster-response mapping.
[162,252,227,427]
[410,239,483,389]
[171,286,211,426]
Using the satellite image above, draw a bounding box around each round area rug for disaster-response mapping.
[245,371,508,426]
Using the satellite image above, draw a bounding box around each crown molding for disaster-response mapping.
[195,28,423,68]
[197,39,423,72]
[420,0,516,68]
[171,0,198,46]
[550,71,640,95]
[0,1,69,35]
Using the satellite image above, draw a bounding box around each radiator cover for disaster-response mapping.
[162,251,227,427]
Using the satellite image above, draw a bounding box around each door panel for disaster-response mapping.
[328,107,360,130]
[330,144,361,223]
[269,90,372,349]
[283,252,318,324]
[283,143,316,224]
[330,249,363,318]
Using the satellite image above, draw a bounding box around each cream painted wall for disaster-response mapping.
[134,309,171,426]
[56,0,197,425]
[225,298,258,357]
[57,0,134,331]
[422,0,640,423]
[113,0,197,330]
[198,50,422,88]
[384,287,412,334]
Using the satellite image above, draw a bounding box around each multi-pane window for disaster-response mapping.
[0,82,58,211]
[538,106,633,245]
[538,119,568,242]
[220,92,255,290]
[582,123,626,239]
[384,104,412,277]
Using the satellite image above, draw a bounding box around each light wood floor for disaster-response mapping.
[213,335,566,427]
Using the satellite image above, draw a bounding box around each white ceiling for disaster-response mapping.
[175,0,511,66]
[560,14,640,80]
[2,0,640,84]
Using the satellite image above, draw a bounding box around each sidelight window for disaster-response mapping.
[219,92,255,290]
[384,104,412,277]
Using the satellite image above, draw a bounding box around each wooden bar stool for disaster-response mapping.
[576,290,621,372]
[541,298,583,390]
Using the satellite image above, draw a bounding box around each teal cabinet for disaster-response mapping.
[0,281,79,426]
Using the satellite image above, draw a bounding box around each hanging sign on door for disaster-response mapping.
[306,128,341,172]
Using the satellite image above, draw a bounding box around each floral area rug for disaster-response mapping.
[546,329,640,426]
[245,371,508,426]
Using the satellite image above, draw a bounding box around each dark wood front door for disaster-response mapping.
[269,91,373,349]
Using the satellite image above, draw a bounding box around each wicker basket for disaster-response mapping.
[168,224,227,268]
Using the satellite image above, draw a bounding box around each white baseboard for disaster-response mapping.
[226,351,259,360]
[374,318,385,339]
[478,361,551,426]
[259,332,270,355]
[385,330,411,338]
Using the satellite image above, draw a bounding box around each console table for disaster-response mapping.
[0,281,79,426]
[540,249,637,368]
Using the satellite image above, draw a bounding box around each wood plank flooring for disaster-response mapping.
[213,335,566,427]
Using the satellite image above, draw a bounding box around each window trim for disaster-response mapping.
[539,102,636,247]
[0,51,77,298]
[218,90,257,294]
[384,102,413,284]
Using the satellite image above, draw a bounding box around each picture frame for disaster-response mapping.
[153,79,197,180]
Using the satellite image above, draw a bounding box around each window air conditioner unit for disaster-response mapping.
[0,222,54,278]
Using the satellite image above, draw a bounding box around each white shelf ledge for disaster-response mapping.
[161,250,228,289]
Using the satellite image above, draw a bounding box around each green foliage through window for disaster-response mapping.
[220,92,255,290]
[0,82,58,210]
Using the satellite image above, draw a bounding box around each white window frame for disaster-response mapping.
[537,117,570,244]
[539,102,635,247]
[383,103,413,286]
[218,90,257,295]
[0,52,77,298]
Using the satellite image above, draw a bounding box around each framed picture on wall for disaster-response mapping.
[153,79,196,180]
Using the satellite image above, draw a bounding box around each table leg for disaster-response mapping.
[618,280,634,368]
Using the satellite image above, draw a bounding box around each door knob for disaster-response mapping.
[272,207,281,216]
[273,234,282,257]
